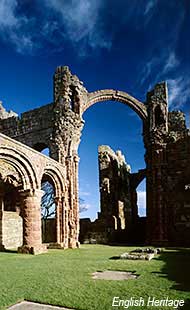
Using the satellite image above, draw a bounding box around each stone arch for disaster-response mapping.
[82,89,148,121]
[0,145,43,253]
[0,147,39,190]
[42,164,66,245]
[43,164,65,198]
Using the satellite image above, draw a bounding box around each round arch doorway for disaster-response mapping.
[78,99,146,244]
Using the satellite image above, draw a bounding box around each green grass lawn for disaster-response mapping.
[0,245,190,310]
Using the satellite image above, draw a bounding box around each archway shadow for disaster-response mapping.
[152,248,190,308]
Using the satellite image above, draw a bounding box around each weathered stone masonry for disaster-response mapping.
[0,66,190,253]
[80,146,146,244]
[0,133,66,254]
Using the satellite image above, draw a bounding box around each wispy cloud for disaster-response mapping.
[139,57,157,86]
[137,3,185,90]
[139,51,180,87]
[167,77,190,109]
[0,0,18,27]
[0,0,35,54]
[43,0,111,52]
[163,52,179,74]
[0,0,111,55]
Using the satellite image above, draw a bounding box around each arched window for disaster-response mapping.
[41,175,56,243]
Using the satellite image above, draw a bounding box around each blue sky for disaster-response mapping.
[0,0,189,219]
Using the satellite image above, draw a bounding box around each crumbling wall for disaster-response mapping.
[0,102,54,151]
[0,66,190,248]
[98,145,132,232]
[80,146,146,244]
[145,82,190,245]
[165,126,190,245]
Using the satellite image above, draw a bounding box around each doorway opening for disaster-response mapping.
[78,100,146,244]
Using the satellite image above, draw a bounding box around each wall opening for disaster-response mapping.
[154,105,164,127]
[41,175,56,243]
[33,143,50,156]
[137,178,146,217]
[79,100,146,244]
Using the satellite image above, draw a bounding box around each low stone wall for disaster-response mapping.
[2,211,23,249]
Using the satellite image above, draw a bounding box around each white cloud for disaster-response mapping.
[167,77,190,109]
[0,0,18,27]
[43,0,111,51]
[0,0,35,54]
[0,0,111,55]
[137,191,146,217]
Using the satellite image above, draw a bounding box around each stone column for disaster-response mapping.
[64,206,69,248]
[65,156,72,248]
[18,189,47,255]
[146,146,168,246]
[54,196,66,248]
[73,154,80,248]
[55,196,61,244]
[0,192,5,251]
[66,154,80,249]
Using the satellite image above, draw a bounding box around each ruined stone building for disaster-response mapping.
[80,146,146,244]
[0,66,190,254]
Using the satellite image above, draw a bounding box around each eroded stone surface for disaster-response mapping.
[80,146,146,244]
[119,248,162,260]
[120,252,155,261]
[0,66,189,250]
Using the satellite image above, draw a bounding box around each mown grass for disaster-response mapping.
[0,245,190,309]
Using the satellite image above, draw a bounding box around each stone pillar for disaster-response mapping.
[18,189,47,255]
[54,196,66,248]
[73,154,80,247]
[66,156,75,248]
[51,66,86,247]
[65,153,80,249]
[64,206,69,248]
[145,82,169,246]
[55,196,61,244]
[0,192,5,251]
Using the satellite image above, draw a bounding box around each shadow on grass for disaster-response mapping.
[109,256,120,260]
[153,248,190,309]
[1,249,18,254]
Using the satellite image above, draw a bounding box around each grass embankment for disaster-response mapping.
[0,245,190,309]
